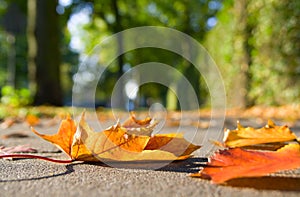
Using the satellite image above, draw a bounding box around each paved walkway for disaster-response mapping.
[0,115,299,197]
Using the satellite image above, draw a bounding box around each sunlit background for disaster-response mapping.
[0,0,299,111]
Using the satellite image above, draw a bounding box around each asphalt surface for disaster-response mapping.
[0,115,300,197]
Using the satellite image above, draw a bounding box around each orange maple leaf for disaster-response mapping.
[70,114,150,161]
[32,115,76,155]
[191,143,300,183]
[32,112,200,162]
[25,114,40,126]
[223,120,298,148]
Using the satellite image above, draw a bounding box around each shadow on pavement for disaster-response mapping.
[0,164,76,183]
[0,157,206,183]
[82,157,207,173]
[83,157,207,173]
[2,157,300,192]
[226,176,300,191]
[157,157,207,173]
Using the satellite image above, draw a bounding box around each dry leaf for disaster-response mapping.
[223,120,298,148]
[70,115,150,161]
[32,115,76,155]
[0,145,37,155]
[25,114,40,126]
[0,118,16,129]
[122,112,157,136]
[32,112,200,162]
[191,144,300,183]
[145,133,200,156]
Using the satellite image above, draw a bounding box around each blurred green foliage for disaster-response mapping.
[69,0,219,109]
[1,85,32,107]
[205,0,300,107]
[0,0,299,109]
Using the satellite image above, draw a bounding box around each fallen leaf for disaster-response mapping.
[25,114,40,126]
[0,145,37,155]
[145,133,200,156]
[32,112,200,162]
[223,120,298,148]
[191,144,300,183]
[32,115,77,155]
[0,118,16,129]
[70,115,150,161]
[121,112,157,136]
[166,119,210,129]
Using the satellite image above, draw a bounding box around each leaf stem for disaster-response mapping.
[0,154,73,164]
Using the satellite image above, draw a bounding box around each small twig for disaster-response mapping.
[0,154,73,164]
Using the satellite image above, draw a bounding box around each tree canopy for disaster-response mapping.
[0,0,299,108]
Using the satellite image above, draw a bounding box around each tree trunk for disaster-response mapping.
[27,0,37,95]
[3,2,26,88]
[231,0,251,108]
[111,0,126,109]
[27,0,62,105]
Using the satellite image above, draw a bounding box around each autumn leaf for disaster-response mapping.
[223,120,298,148]
[145,133,200,156]
[0,145,37,155]
[31,112,200,162]
[191,143,300,183]
[0,118,16,129]
[25,114,40,126]
[32,115,76,155]
[121,112,157,136]
[70,115,150,161]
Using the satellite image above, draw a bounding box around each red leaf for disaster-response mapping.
[191,144,300,183]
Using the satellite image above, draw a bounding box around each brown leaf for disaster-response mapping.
[223,120,298,148]
[0,118,16,129]
[191,144,300,183]
[121,112,157,136]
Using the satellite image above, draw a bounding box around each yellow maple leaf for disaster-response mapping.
[145,133,200,156]
[32,112,200,162]
[32,115,76,155]
[71,114,151,161]
[223,120,298,148]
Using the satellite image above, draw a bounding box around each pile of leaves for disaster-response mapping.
[191,120,300,183]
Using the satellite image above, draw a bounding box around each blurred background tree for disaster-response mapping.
[205,0,300,107]
[27,0,62,105]
[0,0,299,109]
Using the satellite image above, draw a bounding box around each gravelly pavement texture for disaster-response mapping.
[0,114,300,197]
